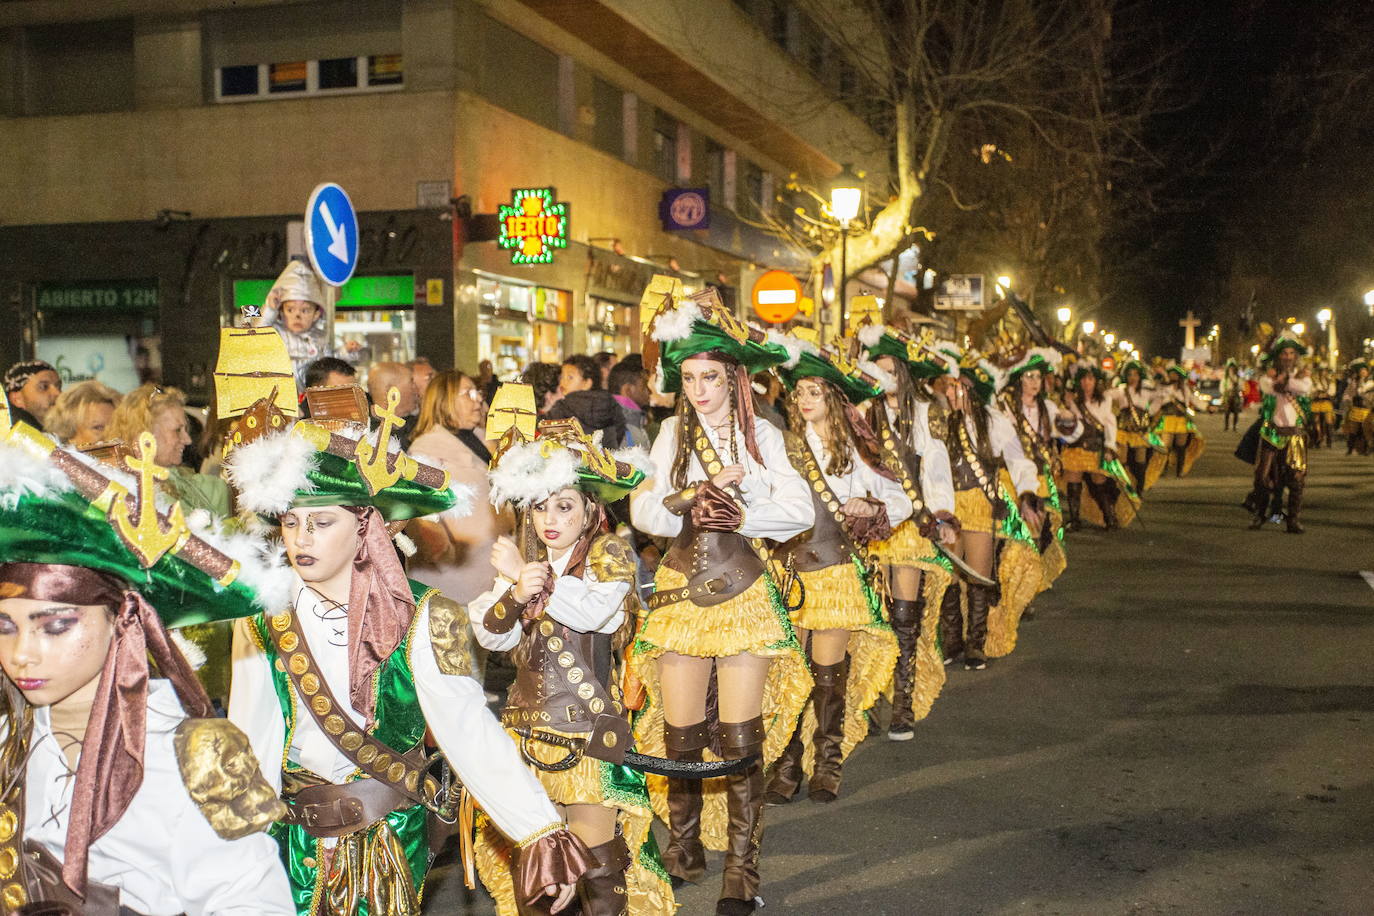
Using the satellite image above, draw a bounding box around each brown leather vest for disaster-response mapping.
[775,486,851,572]
[662,517,765,607]
[505,619,615,734]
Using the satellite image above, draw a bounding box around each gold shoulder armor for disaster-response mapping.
[174,718,286,840]
[588,533,635,585]
[427,592,475,677]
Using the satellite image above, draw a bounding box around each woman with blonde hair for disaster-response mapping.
[407,368,511,607]
[42,379,121,447]
[109,383,230,515]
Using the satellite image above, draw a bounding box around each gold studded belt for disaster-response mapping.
[264,610,447,820]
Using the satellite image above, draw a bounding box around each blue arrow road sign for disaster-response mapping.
[305,183,358,287]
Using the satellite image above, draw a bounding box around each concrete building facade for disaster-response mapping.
[0,0,884,399]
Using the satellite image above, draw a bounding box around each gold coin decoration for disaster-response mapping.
[373,753,391,772]
[405,771,420,792]
[589,697,605,714]
[706,461,722,475]
[557,652,574,668]
[311,696,331,716]
[323,714,345,735]
[567,668,584,684]
[300,673,320,696]
[547,636,563,651]
[288,653,309,675]
[0,848,15,880]
[2,882,24,910]
[0,810,15,843]
[271,613,291,631]
[279,632,299,652]
[539,620,554,637]
[358,745,378,764]
[388,763,406,783]
[341,732,364,752]
[601,732,618,748]
[274,659,286,673]
[576,683,595,700]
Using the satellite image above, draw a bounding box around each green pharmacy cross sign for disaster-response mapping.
[498,187,570,265]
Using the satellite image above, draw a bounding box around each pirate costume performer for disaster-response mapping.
[1221,359,1244,432]
[225,406,594,916]
[1339,359,1373,455]
[0,413,294,914]
[467,416,673,916]
[1110,361,1162,492]
[1308,367,1335,449]
[761,334,906,805]
[1248,338,1312,534]
[931,346,1043,668]
[629,280,814,916]
[854,323,957,743]
[1149,367,1205,479]
[1001,349,1077,590]
[1061,366,1138,531]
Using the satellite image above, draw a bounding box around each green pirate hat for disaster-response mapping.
[1166,364,1188,379]
[1002,347,1062,389]
[854,319,958,381]
[225,389,470,522]
[642,275,789,394]
[0,414,290,628]
[488,414,649,508]
[1069,364,1108,389]
[957,349,1006,403]
[1118,359,1147,379]
[1268,336,1307,360]
[769,330,888,404]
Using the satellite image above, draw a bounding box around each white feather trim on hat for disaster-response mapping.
[650,301,699,342]
[0,439,70,500]
[1031,346,1063,370]
[857,323,886,347]
[978,358,1007,392]
[488,442,580,508]
[764,329,817,369]
[225,428,319,516]
[858,359,898,394]
[438,483,476,521]
[613,445,654,476]
[168,629,207,671]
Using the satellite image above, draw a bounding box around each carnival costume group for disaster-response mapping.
[0,258,1246,916]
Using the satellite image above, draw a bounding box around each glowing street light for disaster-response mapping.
[1317,307,1332,327]
[829,164,863,336]
[1103,332,1116,347]
[1250,344,1260,355]
[1082,320,1096,335]
[1056,306,1072,325]
[1316,308,1337,369]
[1364,290,1374,310]
[1291,322,1306,336]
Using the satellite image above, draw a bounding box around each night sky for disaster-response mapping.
[1113,0,1374,357]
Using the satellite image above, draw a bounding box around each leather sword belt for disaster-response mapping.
[283,777,413,839]
[647,565,756,610]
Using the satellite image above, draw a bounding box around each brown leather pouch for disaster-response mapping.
[690,481,742,531]
[845,499,891,545]
[584,713,632,765]
[283,777,411,839]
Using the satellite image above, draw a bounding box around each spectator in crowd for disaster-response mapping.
[478,358,501,403]
[608,355,651,448]
[752,370,788,430]
[594,350,617,387]
[521,362,562,414]
[549,355,626,447]
[406,369,508,606]
[43,379,121,447]
[109,383,230,514]
[303,356,357,389]
[410,356,436,399]
[3,360,61,431]
[366,360,420,448]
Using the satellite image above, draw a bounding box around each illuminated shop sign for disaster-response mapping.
[497,187,570,265]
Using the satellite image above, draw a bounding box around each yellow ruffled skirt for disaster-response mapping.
[1147,431,1205,480]
[474,727,675,916]
[631,567,812,853]
[869,517,927,566]
[1060,446,1101,474]
[954,487,995,534]
[983,469,1042,658]
[789,562,898,775]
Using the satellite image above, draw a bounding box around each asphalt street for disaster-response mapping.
[428,411,1374,915]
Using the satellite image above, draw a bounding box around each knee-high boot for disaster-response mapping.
[662,720,710,886]
[1087,478,1119,530]
[577,835,631,916]
[763,710,806,805]
[938,581,965,663]
[1064,482,1083,531]
[1286,476,1306,534]
[1127,453,1148,493]
[1174,438,1189,477]
[887,597,923,739]
[717,717,766,916]
[807,657,849,803]
[963,583,993,669]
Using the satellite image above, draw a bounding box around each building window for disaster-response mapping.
[480,16,559,131]
[591,77,624,158]
[214,55,404,102]
[652,110,678,185]
[737,160,764,217]
[705,138,727,206]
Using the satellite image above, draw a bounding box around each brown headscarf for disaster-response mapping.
[0,562,212,897]
[342,507,416,727]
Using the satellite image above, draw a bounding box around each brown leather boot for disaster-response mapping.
[717,717,766,914]
[663,720,710,886]
[807,656,849,803]
[763,718,805,805]
[577,835,631,916]
[1064,482,1083,531]
[887,597,923,740]
[1285,478,1305,533]
[1090,478,1120,530]
[963,584,992,670]
[939,582,965,664]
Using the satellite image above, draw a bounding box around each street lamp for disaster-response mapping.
[830,164,862,335]
[1365,290,1374,316]
[1317,307,1337,369]
[1292,322,1306,336]
[1082,320,1096,335]
[1104,332,1116,347]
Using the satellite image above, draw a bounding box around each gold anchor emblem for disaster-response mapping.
[109,432,188,568]
[354,387,415,494]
